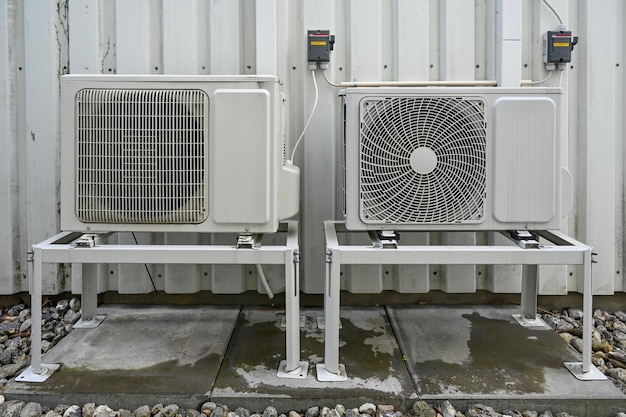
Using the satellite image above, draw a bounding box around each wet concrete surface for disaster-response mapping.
[4,304,626,415]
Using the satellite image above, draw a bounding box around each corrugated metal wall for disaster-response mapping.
[0,0,624,296]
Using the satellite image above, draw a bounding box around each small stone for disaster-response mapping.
[566,308,584,320]
[439,401,456,417]
[466,404,496,417]
[543,315,560,329]
[262,408,277,417]
[411,402,436,417]
[235,408,250,417]
[56,300,69,312]
[522,411,538,417]
[69,298,81,312]
[615,311,626,322]
[18,309,30,323]
[187,410,201,417]
[305,407,319,417]
[63,406,81,417]
[19,402,42,417]
[18,319,31,333]
[152,405,164,415]
[0,349,15,366]
[556,319,574,333]
[159,405,179,417]
[570,337,584,353]
[212,407,225,417]
[358,404,375,416]
[53,405,70,415]
[81,403,95,417]
[334,406,345,417]
[538,411,554,417]
[93,405,114,417]
[615,413,626,417]
[7,304,26,317]
[3,400,25,417]
[559,333,574,344]
[320,408,330,417]
[608,367,626,384]
[63,310,80,325]
[118,410,133,417]
[133,405,151,417]
[0,322,20,336]
[45,412,61,417]
[0,363,25,379]
[345,410,359,417]
[288,412,300,417]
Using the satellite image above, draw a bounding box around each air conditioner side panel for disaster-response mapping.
[211,89,271,225]
[492,97,556,225]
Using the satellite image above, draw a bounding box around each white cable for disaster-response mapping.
[256,264,274,299]
[558,69,564,88]
[527,70,553,85]
[323,70,341,87]
[542,0,563,25]
[289,69,318,163]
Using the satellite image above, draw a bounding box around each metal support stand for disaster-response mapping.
[18,221,306,382]
[318,221,606,382]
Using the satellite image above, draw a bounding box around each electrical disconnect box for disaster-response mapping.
[543,31,578,64]
[307,30,334,69]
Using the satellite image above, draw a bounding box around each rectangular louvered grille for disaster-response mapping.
[75,88,208,224]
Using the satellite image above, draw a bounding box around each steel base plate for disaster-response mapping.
[15,364,61,383]
[564,361,608,381]
[74,315,106,329]
[316,363,347,382]
[512,314,549,328]
[277,360,309,379]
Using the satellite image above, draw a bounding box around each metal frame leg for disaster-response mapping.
[565,249,606,380]
[74,264,105,329]
[513,264,547,327]
[316,248,347,381]
[16,246,60,382]
[277,247,308,379]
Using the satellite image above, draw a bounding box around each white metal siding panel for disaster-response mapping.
[116,0,162,74]
[23,1,68,294]
[0,0,22,293]
[393,0,429,81]
[577,0,617,294]
[209,0,242,74]
[300,0,339,293]
[162,0,209,75]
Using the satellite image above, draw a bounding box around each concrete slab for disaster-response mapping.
[211,307,415,412]
[6,305,241,410]
[387,305,626,416]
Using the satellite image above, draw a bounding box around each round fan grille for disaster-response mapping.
[359,96,487,224]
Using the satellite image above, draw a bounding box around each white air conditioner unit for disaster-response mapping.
[60,75,299,233]
[342,87,568,231]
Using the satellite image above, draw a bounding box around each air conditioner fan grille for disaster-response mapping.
[359,96,487,224]
[75,88,208,224]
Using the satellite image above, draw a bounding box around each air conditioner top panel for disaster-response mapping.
[61,74,279,84]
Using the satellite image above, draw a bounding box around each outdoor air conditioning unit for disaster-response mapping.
[60,75,299,233]
[342,87,569,231]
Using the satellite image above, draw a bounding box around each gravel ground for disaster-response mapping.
[0,299,624,417]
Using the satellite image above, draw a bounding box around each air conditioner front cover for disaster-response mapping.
[60,75,295,233]
[342,87,562,231]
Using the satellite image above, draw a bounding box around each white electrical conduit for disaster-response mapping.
[256,264,274,299]
[323,71,556,88]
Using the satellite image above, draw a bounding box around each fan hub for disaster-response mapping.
[410,147,437,175]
